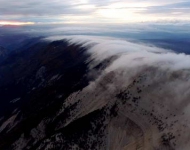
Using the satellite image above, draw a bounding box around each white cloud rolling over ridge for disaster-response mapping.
[46,35,190,71]
[45,35,190,149]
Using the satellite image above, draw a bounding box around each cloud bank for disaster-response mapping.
[46,35,190,149]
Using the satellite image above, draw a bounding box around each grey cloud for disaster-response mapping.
[0,0,190,23]
[142,1,190,14]
[0,0,94,17]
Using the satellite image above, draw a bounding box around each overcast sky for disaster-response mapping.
[0,0,190,24]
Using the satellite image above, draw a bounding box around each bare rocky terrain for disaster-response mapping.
[0,36,190,150]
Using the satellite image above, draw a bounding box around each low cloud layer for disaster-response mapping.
[60,35,190,70]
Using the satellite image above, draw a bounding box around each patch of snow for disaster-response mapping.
[57,95,63,99]
[13,133,30,150]
[10,98,21,103]
[36,66,46,81]
[0,112,19,133]
[48,74,62,84]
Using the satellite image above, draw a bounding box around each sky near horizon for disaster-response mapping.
[0,0,190,25]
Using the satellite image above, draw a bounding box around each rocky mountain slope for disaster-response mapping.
[0,46,9,62]
[0,36,190,150]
